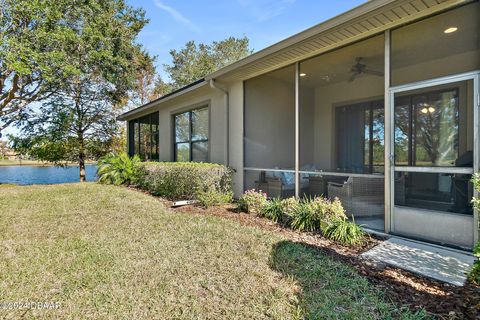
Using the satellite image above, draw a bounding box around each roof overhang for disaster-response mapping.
[117,80,207,121]
[206,0,472,82]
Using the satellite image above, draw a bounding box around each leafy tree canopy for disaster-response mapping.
[10,0,151,181]
[162,36,252,92]
[0,0,145,130]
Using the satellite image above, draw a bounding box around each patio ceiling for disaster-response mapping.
[206,0,472,82]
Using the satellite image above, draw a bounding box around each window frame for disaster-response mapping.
[173,106,210,162]
[128,111,159,160]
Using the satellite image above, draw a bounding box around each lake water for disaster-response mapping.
[0,164,97,185]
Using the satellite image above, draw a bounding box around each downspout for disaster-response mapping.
[209,79,229,166]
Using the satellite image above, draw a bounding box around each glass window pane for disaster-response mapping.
[192,108,209,141]
[414,90,458,166]
[151,112,159,160]
[394,82,472,167]
[192,141,208,162]
[139,116,150,159]
[394,172,472,215]
[372,107,385,173]
[175,112,190,143]
[128,121,135,156]
[176,143,190,162]
[394,97,410,166]
[134,121,139,155]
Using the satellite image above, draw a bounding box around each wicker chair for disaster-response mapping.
[328,176,384,217]
[256,173,307,198]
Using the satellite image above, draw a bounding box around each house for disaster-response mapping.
[118,0,480,249]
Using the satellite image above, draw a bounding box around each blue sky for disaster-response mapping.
[128,0,367,79]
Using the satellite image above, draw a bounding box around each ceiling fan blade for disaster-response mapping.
[363,69,384,77]
[348,72,357,82]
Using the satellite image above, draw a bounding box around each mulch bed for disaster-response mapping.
[158,199,480,319]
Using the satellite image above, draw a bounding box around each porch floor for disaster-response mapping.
[361,237,476,286]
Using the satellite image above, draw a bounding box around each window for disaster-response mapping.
[335,100,384,174]
[394,87,469,167]
[174,107,209,162]
[128,112,159,160]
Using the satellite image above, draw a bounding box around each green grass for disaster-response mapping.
[0,183,424,319]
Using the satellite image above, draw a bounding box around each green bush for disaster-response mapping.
[238,189,268,214]
[97,153,140,185]
[280,197,300,221]
[289,197,347,233]
[136,162,233,201]
[323,218,365,246]
[197,190,233,208]
[469,174,480,285]
[305,196,347,232]
[290,201,319,232]
[469,241,480,285]
[262,198,284,222]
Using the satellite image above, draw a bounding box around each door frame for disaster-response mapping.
[386,70,480,245]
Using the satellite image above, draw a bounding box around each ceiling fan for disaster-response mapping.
[348,57,384,82]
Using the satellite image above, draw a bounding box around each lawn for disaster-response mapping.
[0,183,422,319]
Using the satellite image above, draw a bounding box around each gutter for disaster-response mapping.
[209,79,229,166]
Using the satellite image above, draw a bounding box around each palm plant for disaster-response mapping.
[97,153,140,185]
[290,201,319,232]
[323,218,365,245]
[262,198,284,222]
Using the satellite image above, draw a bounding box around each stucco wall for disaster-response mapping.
[227,81,244,196]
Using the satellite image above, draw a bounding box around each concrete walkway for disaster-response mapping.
[361,237,476,286]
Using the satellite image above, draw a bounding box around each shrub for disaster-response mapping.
[262,198,284,222]
[135,162,233,201]
[97,153,140,185]
[290,201,319,232]
[197,190,233,208]
[469,241,480,285]
[280,197,300,220]
[470,174,480,285]
[306,196,347,232]
[323,218,365,245]
[238,189,267,214]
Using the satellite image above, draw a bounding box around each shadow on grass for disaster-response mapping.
[269,240,428,320]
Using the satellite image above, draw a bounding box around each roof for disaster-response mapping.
[119,0,471,120]
[117,79,206,121]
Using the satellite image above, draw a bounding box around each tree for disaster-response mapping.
[11,0,150,182]
[162,36,252,92]
[0,0,79,131]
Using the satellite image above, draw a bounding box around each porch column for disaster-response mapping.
[295,62,300,198]
[384,29,392,233]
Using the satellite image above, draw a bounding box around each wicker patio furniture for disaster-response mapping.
[327,176,384,217]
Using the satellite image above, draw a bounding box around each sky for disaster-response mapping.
[3,0,366,139]
[127,0,367,79]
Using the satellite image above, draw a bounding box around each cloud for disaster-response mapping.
[238,0,296,21]
[152,0,200,32]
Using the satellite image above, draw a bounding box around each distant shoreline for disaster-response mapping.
[0,160,96,167]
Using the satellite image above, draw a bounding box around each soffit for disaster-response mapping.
[207,0,471,82]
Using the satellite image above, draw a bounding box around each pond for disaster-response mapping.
[0,164,97,185]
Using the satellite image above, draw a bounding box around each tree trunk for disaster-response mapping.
[79,153,86,182]
[78,135,86,182]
